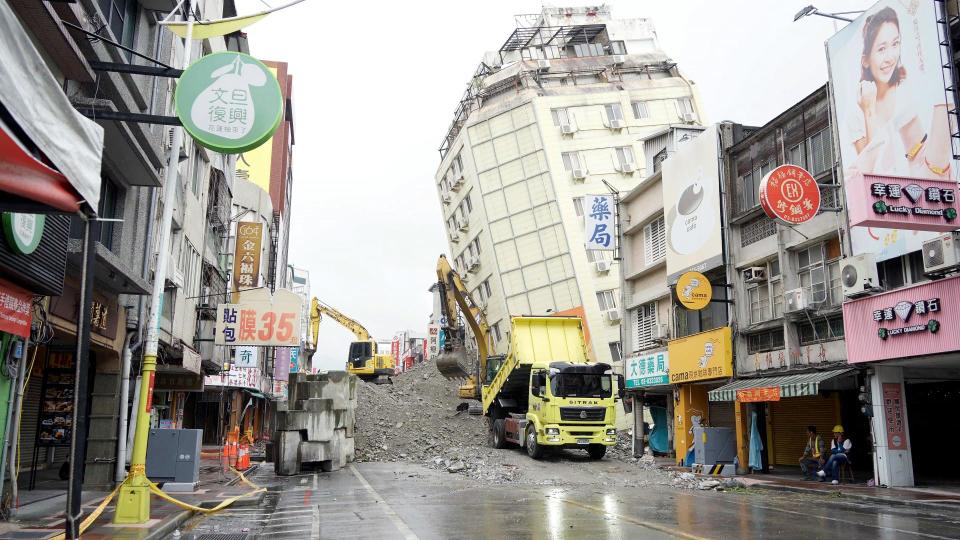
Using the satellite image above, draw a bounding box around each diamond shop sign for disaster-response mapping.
[846,173,959,232]
[873,298,941,340]
[175,52,282,154]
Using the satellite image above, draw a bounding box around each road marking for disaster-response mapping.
[349,464,419,540]
[555,497,708,540]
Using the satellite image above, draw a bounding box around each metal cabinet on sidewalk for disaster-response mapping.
[146,428,202,486]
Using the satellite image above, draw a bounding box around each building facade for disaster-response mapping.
[433,5,705,393]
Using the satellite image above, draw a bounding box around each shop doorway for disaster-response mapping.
[905,380,960,484]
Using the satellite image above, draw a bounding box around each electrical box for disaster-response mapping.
[146,428,201,485]
[693,426,736,465]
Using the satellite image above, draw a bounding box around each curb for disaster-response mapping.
[748,481,960,514]
[143,509,194,540]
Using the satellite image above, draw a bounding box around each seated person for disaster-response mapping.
[798,425,824,480]
[817,425,852,485]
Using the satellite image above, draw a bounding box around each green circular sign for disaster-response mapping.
[175,52,283,154]
[2,213,45,254]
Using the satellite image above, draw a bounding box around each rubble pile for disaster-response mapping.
[668,471,745,491]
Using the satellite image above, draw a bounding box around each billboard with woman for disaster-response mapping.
[828,0,958,259]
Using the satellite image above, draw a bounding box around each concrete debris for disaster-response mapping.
[447,461,466,473]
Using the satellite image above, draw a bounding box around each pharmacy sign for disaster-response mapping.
[175,52,282,154]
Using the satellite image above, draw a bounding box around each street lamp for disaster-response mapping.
[793,5,862,23]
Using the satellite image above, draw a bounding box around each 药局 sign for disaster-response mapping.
[215,288,302,346]
[233,221,263,290]
[667,326,732,384]
[625,351,668,388]
[0,277,31,338]
[883,383,908,450]
[175,52,283,154]
[736,386,781,403]
[2,213,45,255]
[759,165,821,224]
[846,174,958,232]
[676,271,712,310]
[843,275,960,363]
[584,195,615,251]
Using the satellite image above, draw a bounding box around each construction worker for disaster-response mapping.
[817,425,852,485]
[799,425,825,480]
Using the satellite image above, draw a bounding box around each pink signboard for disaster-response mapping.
[846,173,958,232]
[882,383,908,451]
[843,275,960,363]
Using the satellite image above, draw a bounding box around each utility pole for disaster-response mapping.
[113,0,193,524]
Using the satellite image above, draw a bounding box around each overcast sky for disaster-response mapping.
[235,0,867,371]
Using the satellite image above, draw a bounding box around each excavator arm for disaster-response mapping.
[435,255,490,384]
[308,298,375,357]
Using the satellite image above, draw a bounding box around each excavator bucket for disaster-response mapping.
[435,348,471,379]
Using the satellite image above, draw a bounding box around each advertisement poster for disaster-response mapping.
[827,0,957,260]
[233,221,263,289]
[661,125,722,283]
[882,383,908,450]
[216,287,302,346]
[667,326,732,384]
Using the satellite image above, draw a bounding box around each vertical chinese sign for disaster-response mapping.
[234,221,263,293]
[584,194,615,251]
[882,383,908,450]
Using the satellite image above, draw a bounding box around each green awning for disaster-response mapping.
[708,369,853,402]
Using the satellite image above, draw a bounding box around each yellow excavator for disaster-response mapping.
[308,298,395,384]
[434,255,503,413]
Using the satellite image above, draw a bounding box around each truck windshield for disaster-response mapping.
[550,374,612,398]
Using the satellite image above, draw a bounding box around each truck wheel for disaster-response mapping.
[587,444,607,460]
[490,419,507,449]
[526,425,544,460]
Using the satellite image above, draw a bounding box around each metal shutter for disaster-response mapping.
[770,395,838,467]
[708,400,735,428]
[17,372,43,472]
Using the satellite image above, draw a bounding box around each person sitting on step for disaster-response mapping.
[817,425,852,485]
[799,425,825,481]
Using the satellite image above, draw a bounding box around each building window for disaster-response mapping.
[608,342,622,363]
[770,259,784,318]
[98,0,138,55]
[747,329,785,354]
[573,197,584,217]
[492,321,502,343]
[675,97,695,118]
[798,316,844,345]
[482,279,492,299]
[797,243,827,304]
[740,215,777,247]
[561,152,583,171]
[586,249,613,263]
[551,108,571,127]
[98,177,122,251]
[907,251,929,285]
[631,101,650,119]
[634,302,657,351]
[456,255,465,272]
[747,259,783,324]
[614,146,636,171]
[787,143,806,169]
[191,149,206,196]
[597,289,618,311]
[643,216,666,265]
[469,237,481,257]
[806,128,834,175]
[464,192,473,213]
[748,285,770,325]
[604,103,624,124]
[827,259,841,306]
[878,256,906,291]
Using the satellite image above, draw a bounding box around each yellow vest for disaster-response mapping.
[811,435,822,458]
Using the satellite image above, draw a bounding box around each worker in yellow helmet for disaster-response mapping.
[817,425,852,484]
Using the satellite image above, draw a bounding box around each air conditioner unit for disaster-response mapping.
[743,267,767,284]
[681,112,697,123]
[784,288,808,313]
[572,168,588,181]
[840,253,880,298]
[468,257,480,272]
[560,123,576,135]
[603,309,621,323]
[441,193,451,204]
[200,286,212,307]
[450,176,464,191]
[536,59,551,72]
[594,260,612,273]
[608,119,626,129]
[652,324,669,343]
[922,232,960,275]
[458,220,469,232]
[611,54,627,66]
[449,231,460,242]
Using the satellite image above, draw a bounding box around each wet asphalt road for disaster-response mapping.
[173,461,960,540]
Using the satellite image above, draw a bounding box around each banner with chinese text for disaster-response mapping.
[233,221,263,290]
[584,194,615,251]
[216,288,302,346]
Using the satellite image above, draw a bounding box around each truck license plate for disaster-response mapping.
[577,438,589,445]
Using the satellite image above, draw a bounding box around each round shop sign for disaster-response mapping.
[175,52,282,154]
[759,164,821,225]
[676,271,712,310]
[2,213,45,255]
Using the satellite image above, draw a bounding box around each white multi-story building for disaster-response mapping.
[433,5,706,376]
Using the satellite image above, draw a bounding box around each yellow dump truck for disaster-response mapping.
[483,316,626,459]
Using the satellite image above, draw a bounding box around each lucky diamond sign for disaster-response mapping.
[584,194,615,251]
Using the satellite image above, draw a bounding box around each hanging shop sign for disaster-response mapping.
[204,366,262,391]
[215,287,302,346]
[2,213,45,255]
[154,370,204,392]
[736,386,781,403]
[675,271,712,310]
[175,52,283,154]
[843,275,960,363]
[625,350,669,388]
[427,324,440,360]
[49,283,118,340]
[233,221,263,290]
[758,165,821,224]
[667,326,732,384]
[584,194,615,251]
[882,383,908,450]
[845,174,958,232]
[289,347,300,373]
[0,277,32,338]
[235,345,258,368]
[274,347,292,380]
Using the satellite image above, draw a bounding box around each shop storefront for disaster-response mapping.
[625,349,672,457]
[668,327,734,465]
[843,275,960,487]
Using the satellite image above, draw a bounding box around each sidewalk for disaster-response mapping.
[0,458,265,540]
